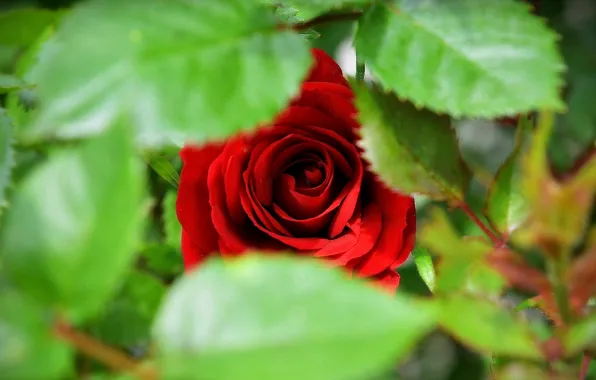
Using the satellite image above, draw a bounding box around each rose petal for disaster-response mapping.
[374,269,401,294]
[355,182,415,277]
[306,48,350,87]
[177,143,223,261]
[181,229,210,271]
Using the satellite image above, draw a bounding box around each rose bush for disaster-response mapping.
[176,49,416,291]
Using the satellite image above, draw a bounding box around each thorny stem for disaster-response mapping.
[54,320,155,379]
[293,11,362,30]
[458,202,504,246]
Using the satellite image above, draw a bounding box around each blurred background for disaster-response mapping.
[1,0,594,379]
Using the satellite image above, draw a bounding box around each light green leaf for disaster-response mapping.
[412,247,435,293]
[485,116,533,236]
[0,109,13,210]
[439,295,542,359]
[355,0,565,117]
[265,0,371,20]
[163,191,182,251]
[0,74,26,94]
[0,289,72,379]
[564,314,596,356]
[273,4,320,40]
[28,0,311,147]
[142,152,179,188]
[0,8,59,47]
[153,254,438,380]
[0,124,146,319]
[353,81,469,201]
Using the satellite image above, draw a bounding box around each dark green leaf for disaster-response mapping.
[0,124,146,319]
[0,8,60,47]
[265,0,371,20]
[355,1,565,117]
[439,295,542,359]
[28,0,311,147]
[485,116,533,236]
[142,152,179,188]
[353,81,469,201]
[141,244,184,278]
[163,191,181,251]
[153,254,437,380]
[412,246,435,293]
[0,289,72,379]
[0,109,13,211]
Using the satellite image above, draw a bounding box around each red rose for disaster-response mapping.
[176,49,416,292]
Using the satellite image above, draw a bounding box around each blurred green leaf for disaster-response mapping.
[0,109,13,211]
[0,124,146,320]
[438,295,542,359]
[518,111,596,249]
[265,0,371,20]
[353,81,469,201]
[153,254,438,380]
[354,0,565,117]
[0,289,71,379]
[0,74,26,93]
[27,0,311,147]
[163,191,181,251]
[494,363,552,380]
[0,8,59,47]
[273,4,320,40]
[90,270,165,347]
[141,244,184,278]
[420,208,504,296]
[564,314,596,356]
[412,247,435,293]
[142,152,179,188]
[485,116,533,236]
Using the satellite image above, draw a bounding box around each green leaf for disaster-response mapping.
[0,74,26,94]
[564,314,596,356]
[353,81,469,201]
[485,116,533,235]
[141,244,184,278]
[0,124,146,320]
[273,4,320,40]
[0,8,60,47]
[438,295,542,359]
[163,191,182,251]
[354,0,565,117]
[153,254,438,380]
[28,0,311,147]
[412,247,435,293]
[142,152,179,188]
[0,289,72,379]
[265,0,371,20]
[0,109,14,211]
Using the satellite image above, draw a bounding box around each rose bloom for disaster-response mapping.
[176,49,415,292]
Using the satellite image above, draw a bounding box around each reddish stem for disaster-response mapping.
[580,354,591,380]
[54,320,152,378]
[458,202,503,246]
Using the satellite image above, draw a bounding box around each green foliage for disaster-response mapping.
[485,116,533,236]
[26,0,312,146]
[0,289,72,379]
[355,0,565,117]
[438,295,542,359]
[153,255,438,380]
[353,81,469,201]
[0,8,60,47]
[0,124,146,319]
[0,109,13,210]
[0,0,594,379]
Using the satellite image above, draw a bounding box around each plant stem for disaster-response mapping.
[580,354,591,380]
[356,56,365,82]
[294,11,362,30]
[548,256,573,326]
[54,321,143,376]
[459,202,503,246]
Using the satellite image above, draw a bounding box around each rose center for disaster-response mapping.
[286,160,325,188]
